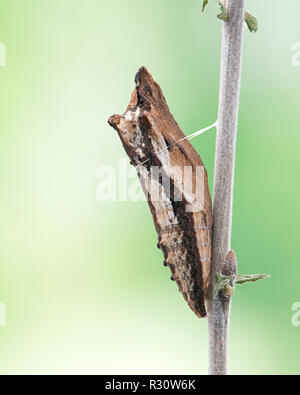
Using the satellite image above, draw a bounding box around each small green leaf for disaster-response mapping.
[235,274,270,285]
[217,1,228,22]
[245,11,258,33]
[214,273,231,296]
[202,0,209,13]
[214,273,270,297]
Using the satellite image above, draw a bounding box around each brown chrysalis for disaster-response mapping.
[108,67,212,318]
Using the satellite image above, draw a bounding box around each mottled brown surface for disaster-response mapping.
[108,67,213,318]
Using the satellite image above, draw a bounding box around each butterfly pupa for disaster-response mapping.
[108,67,212,318]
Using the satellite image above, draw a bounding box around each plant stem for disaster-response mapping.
[207,0,245,375]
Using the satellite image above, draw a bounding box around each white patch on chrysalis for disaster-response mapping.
[124,112,133,121]
[153,132,171,170]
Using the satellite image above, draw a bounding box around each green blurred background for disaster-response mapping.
[0,0,299,374]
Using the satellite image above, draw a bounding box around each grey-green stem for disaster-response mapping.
[207,0,246,375]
